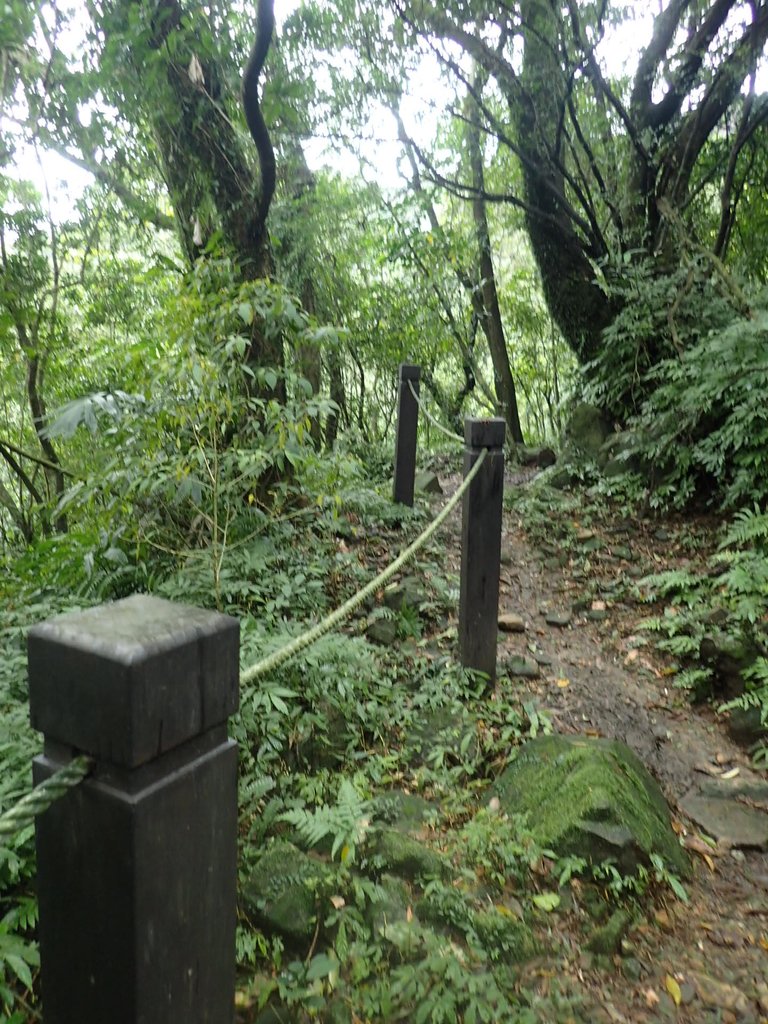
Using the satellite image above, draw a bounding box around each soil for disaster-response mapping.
[436,466,768,1024]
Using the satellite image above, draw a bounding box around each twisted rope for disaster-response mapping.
[407,379,465,444]
[241,448,486,685]
[0,756,93,844]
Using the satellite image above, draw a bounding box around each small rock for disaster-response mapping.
[587,607,609,622]
[679,982,696,1006]
[384,576,427,610]
[500,549,514,567]
[505,655,540,679]
[654,528,671,541]
[533,652,553,667]
[611,545,632,560]
[544,555,568,570]
[367,618,397,645]
[415,470,443,495]
[727,706,768,747]
[680,789,768,851]
[580,536,605,553]
[576,529,596,543]
[586,909,631,955]
[545,611,572,627]
[498,613,526,633]
[622,956,645,981]
[687,971,751,1016]
[518,444,557,468]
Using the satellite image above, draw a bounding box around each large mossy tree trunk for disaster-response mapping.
[400,0,768,405]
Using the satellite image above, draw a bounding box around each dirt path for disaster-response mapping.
[438,471,768,1023]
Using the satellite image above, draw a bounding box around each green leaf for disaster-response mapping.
[532,892,560,912]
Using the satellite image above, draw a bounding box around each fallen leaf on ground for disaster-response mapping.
[665,974,682,1007]
[643,988,660,1008]
[683,834,717,870]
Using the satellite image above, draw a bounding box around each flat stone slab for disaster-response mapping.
[545,611,572,627]
[505,655,540,679]
[499,613,526,633]
[680,782,768,850]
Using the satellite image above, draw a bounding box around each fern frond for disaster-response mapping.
[720,505,768,551]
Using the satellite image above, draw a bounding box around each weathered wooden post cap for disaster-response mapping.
[28,594,239,767]
[464,417,506,449]
[29,595,239,1024]
[398,363,421,381]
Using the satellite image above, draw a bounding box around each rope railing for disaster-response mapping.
[241,447,486,685]
[3,433,484,845]
[0,755,93,844]
[407,378,464,445]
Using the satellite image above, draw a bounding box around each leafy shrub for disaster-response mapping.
[637,505,768,763]
[586,257,768,510]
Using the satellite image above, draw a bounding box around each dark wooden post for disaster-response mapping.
[459,418,506,680]
[393,363,421,506]
[28,595,239,1024]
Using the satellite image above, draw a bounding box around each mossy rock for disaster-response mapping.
[492,735,689,877]
[518,444,557,469]
[365,873,413,934]
[473,908,538,962]
[586,908,632,955]
[415,470,443,495]
[383,575,428,611]
[373,790,436,832]
[242,841,336,943]
[700,630,760,698]
[417,889,537,964]
[566,403,612,461]
[367,827,448,881]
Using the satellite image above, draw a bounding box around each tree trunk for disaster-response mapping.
[98,0,282,376]
[466,79,524,444]
[514,0,616,364]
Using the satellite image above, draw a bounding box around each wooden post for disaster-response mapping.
[459,418,506,680]
[28,595,239,1024]
[393,363,421,506]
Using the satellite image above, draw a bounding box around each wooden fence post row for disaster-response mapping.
[393,362,421,506]
[459,417,506,681]
[28,594,240,1024]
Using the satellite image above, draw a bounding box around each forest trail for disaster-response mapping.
[434,468,768,1023]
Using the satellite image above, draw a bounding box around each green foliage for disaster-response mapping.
[637,507,768,762]
[586,259,768,510]
[280,777,373,861]
[448,809,543,893]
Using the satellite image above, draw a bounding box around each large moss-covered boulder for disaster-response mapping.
[368,827,449,881]
[566,403,612,461]
[242,841,336,943]
[492,735,689,877]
